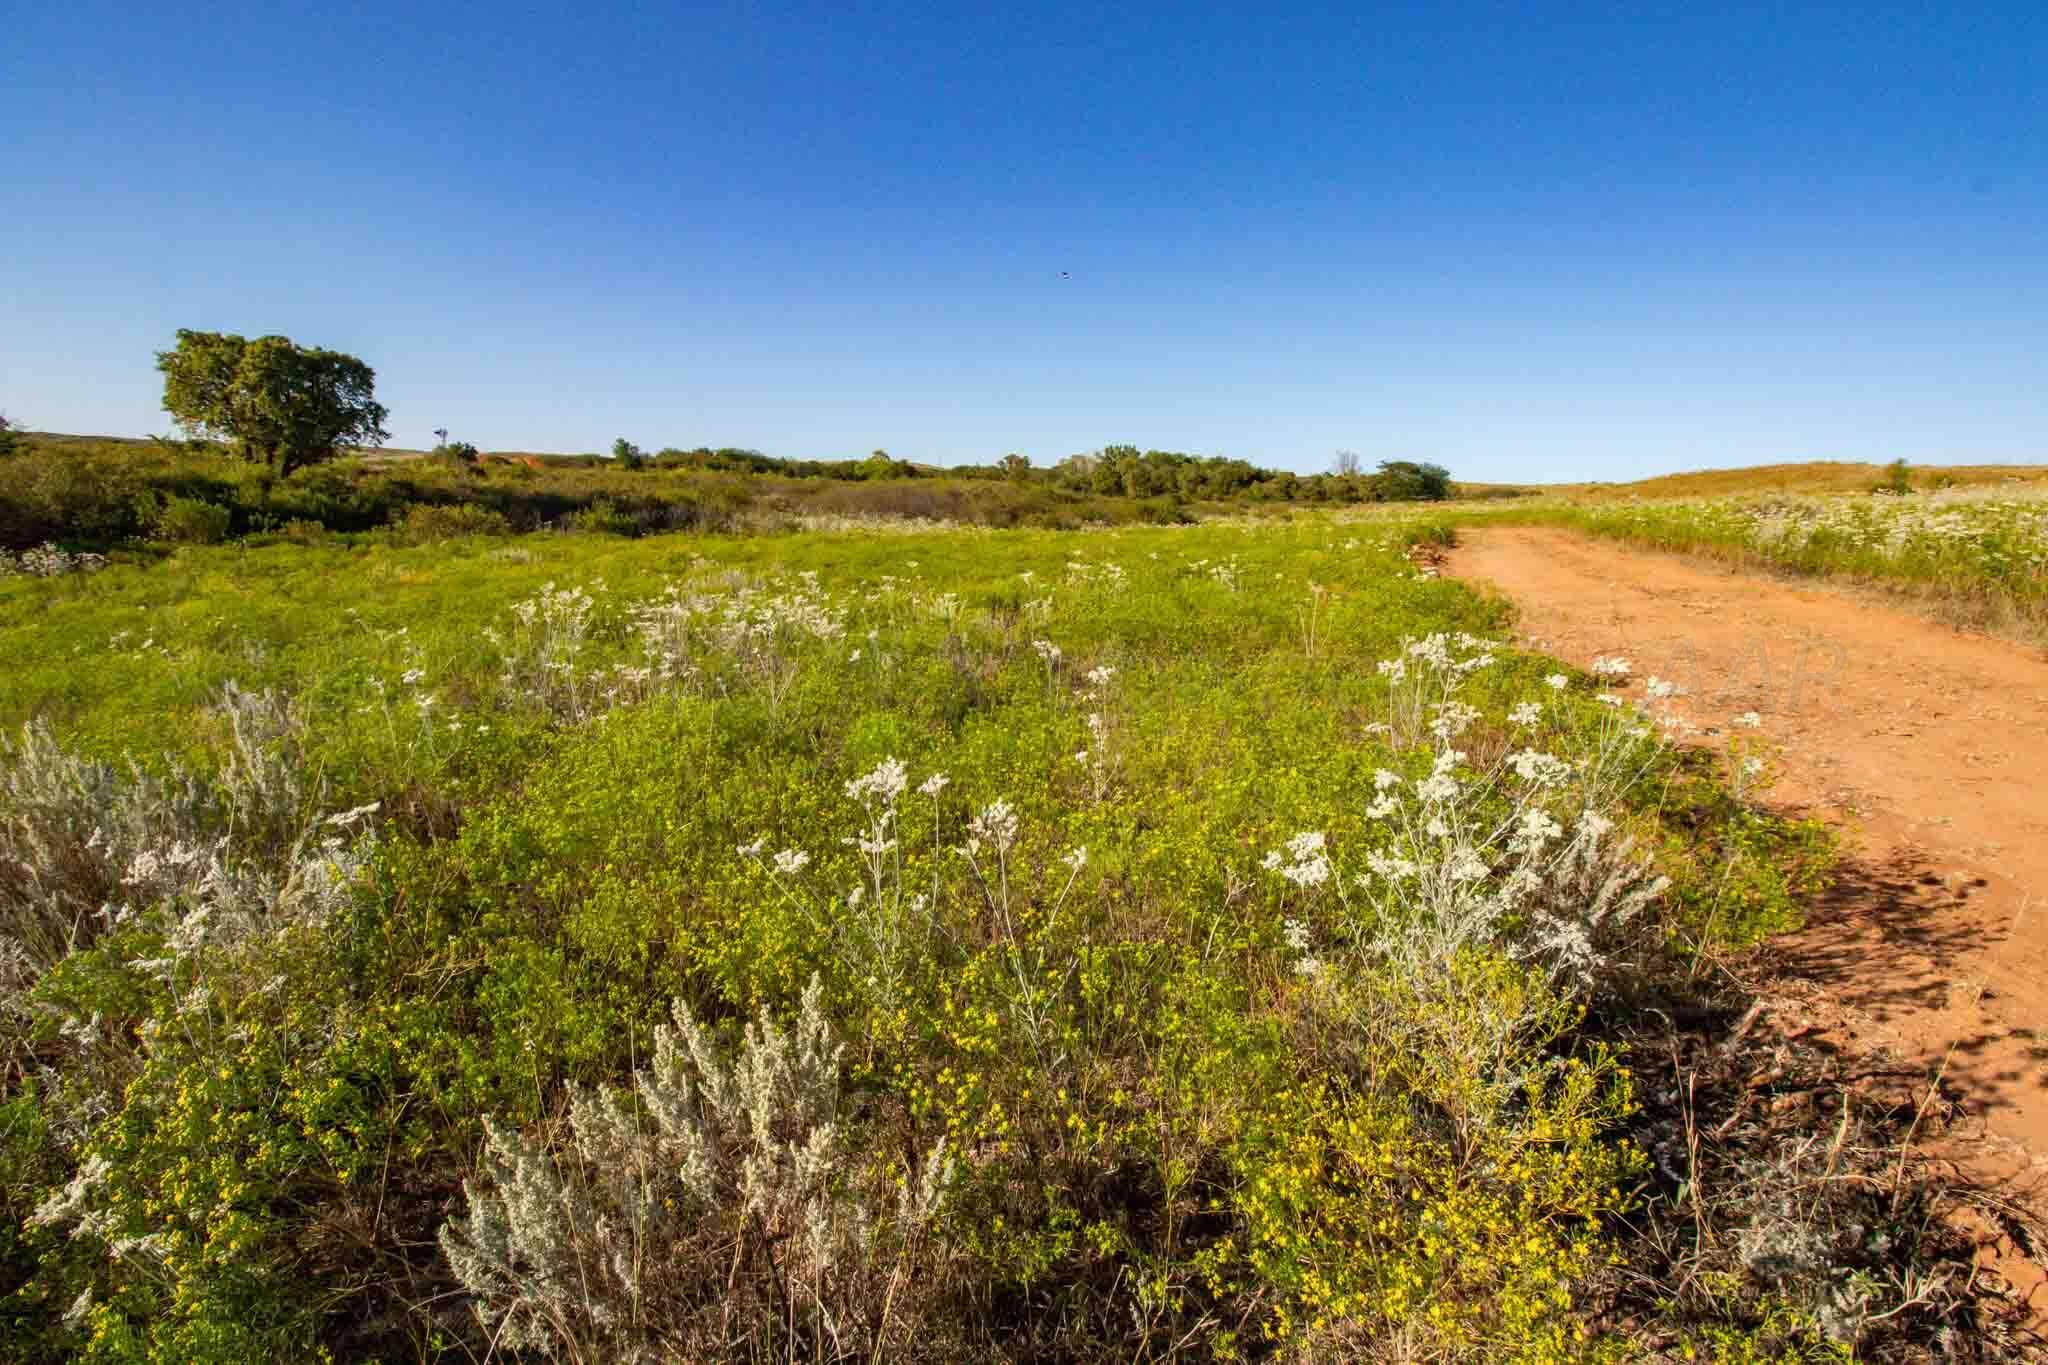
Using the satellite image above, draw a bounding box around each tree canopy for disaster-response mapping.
[156,330,390,475]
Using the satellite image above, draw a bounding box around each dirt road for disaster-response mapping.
[1450,526,2048,1309]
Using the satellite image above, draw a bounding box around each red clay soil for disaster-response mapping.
[1450,526,2048,1318]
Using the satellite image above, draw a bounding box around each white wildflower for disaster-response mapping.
[844,757,909,804]
[968,799,1019,855]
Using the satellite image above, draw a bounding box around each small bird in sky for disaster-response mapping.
[1060,271,1070,279]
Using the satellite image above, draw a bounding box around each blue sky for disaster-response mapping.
[4,1,2044,480]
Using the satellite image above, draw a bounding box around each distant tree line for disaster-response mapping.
[68,331,1461,508]
[608,438,1451,502]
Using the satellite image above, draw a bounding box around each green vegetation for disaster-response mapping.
[155,331,390,476]
[1472,484,2048,636]
[0,505,2005,1361]
[0,432,1464,558]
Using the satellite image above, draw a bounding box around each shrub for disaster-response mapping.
[148,495,233,545]
[442,977,951,1361]
[389,502,511,544]
[569,497,636,536]
[0,445,148,549]
[275,518,335,546]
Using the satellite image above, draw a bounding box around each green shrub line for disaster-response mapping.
[0,437,1465,555]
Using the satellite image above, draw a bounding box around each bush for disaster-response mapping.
[149,495,234,545]
[0,446,148,550]
[389,502,512,544]
[568,497,636,536]
[442,978,951,1361]
[276,518,335,546]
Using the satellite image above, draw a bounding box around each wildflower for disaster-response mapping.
[1084,665,1115,688]
[1508,701,1541,726]
[1591,656,1632,677]
[1365,850,1418,881]
[324,801,382,829]
[1264,832,1331,889]
[772,848,811,876]
[737,837,767,858]
[917,773,950,797]
[1061,846,1087,870]
[969,799,1019,855]
[1508,748,1570,786]
[845,757,909,804]
[1734,711,1762,728]
[1447,847,1489,881]
[1373,768,1401,791]
[1514,808,1563,846]
[1429,701,1481,740]
[1545,673,1569,690]
[1645,676,1680,699]
[1416,770,1460,802]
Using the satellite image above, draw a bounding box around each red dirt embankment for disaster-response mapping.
[1451,526,2048,1315]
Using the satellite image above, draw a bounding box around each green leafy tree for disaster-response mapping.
[155,330,389,475]
[611,438,645,469]
[1373,460,1451,501]
[0,412,20,458]
[998,452,1031,481]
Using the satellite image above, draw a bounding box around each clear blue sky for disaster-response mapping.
[4,1,2044,480]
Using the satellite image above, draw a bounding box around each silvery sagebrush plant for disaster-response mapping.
[959,793,1089,1071]
[2,683,379,1141]
[492,571,852,725]
[743,756,940,1017]
[1072,663,1120,804]
[440,975,952,1362]
[744,754,1089,1070]
[491,580,604,723]
[1279,632,1673,1140]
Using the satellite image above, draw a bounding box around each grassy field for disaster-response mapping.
[6,507,2015,1362]
[1452,479,2048,638]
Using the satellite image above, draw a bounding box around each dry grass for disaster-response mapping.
[1481,461,2048,503]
